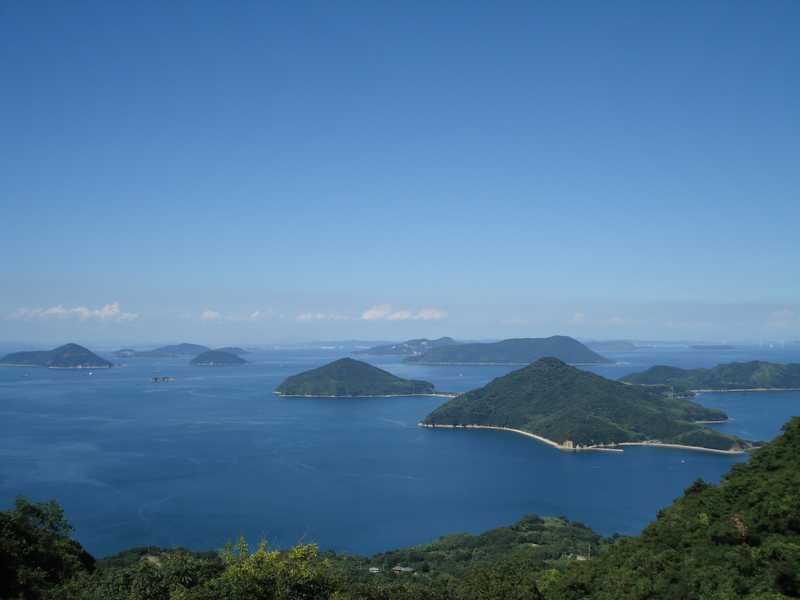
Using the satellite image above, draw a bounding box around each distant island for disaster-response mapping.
[0,343,112,369]
[275,357,442,397]
[690,344,735,350]
[405,336,611,365]
[115,343,210,358]
[585,340,638,352]
[354,337,459,356]
[215,346,249,355]
[621,360,800,392]
[190,350,247,366]
[421,357,751,453]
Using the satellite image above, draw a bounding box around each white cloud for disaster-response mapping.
[295,312,350,322]
[200,309,221,321]
[360,304,448,321]
[361,304,394,320]
[571,312,586,324]
[8,302,139,322]
[247,309,275,321]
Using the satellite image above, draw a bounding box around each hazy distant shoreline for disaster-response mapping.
[418,423,747,455]
[274,391,459,398]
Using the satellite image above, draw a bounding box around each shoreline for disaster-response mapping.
[692,387,800,393]
[274,392,459,398]
[418,423,747,455]
[0,364,112,369]
[417,423,623,453]
[405,361,614,367]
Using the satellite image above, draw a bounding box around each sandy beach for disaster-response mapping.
[418,423,748,454]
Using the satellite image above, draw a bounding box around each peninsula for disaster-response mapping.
[275,357,440,397]
[355,337,459,357]
[421,357,751,453]
[405,336,611,365]
[190,350,246,366]
[621,360,800,392]
[0,343,112,369]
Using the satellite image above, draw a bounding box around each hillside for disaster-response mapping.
[423,358,747,451]
[189,350,246,366]
[0,343,112,368]
[621,360,800,391]
[405,336,611,365]
[354,337,459,356]
[547,416,800,599]
[275,357,436,396]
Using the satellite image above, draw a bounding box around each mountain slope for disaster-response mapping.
[0,343,112,368]
[276,357,436,396]
[547,416,800,599]
[406,336,611,365]
[423,358,747,451]
[621,360,800,391]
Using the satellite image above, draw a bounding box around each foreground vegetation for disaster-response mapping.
[3,417,799,599]
[423,357,746,450]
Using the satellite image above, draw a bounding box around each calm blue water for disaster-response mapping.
[0,345,798,557]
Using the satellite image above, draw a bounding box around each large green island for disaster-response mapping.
[190,350,247,366]
[275,357,441,397]
[405,335,611,365]
[0,343,112,369]
[422,357,752,453]
[621,360,800,392]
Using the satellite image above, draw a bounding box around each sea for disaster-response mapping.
[1,343,799,558]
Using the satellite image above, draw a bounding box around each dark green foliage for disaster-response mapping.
[0,343,112,368]
[545,417,800,599]
[405,336,611,364]
[424,358,746,450]
[190,350,247,366]
[276,358,436,396]
[622,360,800,391]
[0,497,95,599]
[354,338,459,357]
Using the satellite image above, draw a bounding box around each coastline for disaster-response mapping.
[418,423,747,455]
[692,387,800,393]
[417,423,623,453]
[274,392,459,398]
[405,361,614,367]
[0,364,112,369]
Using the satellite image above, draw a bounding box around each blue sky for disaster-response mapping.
[2,1,799,344]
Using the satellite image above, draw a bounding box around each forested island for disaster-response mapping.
[354,337,459,356]
[275,357,439,397]
[4,417,799,599]
[422,357,750,453]
[190,350,247,366]
[0,343,112,369]
[621,360,800,392]
[215,347,249,355]
[405,336,611,365]
[115,343,210,358]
